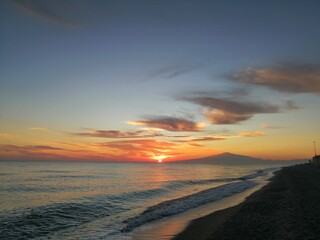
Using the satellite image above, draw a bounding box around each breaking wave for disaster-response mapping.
[122,168,272,232]
[122,180,256,232]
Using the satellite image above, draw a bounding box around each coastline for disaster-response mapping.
[174,164,320,240]
[131,167,276,240]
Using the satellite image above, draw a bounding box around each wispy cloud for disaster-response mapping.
[181,96,279,124]
[180,136,226,142]
[99,139,176,151]
[228,64,320,94]
[239,131,265,137]
[203,110,251,125]
[74,129,163,139]
[11,0,86,28]
[285,100,299,110]
[29,127,49,131]
[96,139,179,160]
[191,87,251,99]
[128,116,204,132]
[0,143,109,161]
[193,136,225,141]
[183,97,279,114]
[261,124,284,129]
[148,63,204,80]
[173,130,263,144]
[1,144,64,153]
[188,142,203,147]
[0,132,19,139]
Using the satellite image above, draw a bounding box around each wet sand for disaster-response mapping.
[174,164,320,240]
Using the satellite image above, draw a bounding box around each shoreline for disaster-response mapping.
[131,168,276,240]
[174,164,320,240]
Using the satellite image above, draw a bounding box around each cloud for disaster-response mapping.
[0,143,108,161]
[286,100,299,110]
[188,142,203,147]
[239,131,265,137]
[192,136,226,141]
[228,64,320,94]
[11,0,85,28]
[97,139,178,160]
[128,116,203,132]
[174,135,225,143]
[261,124,284,129]
[29,127,49,131]
[0,132,19,139]
[148,63,203,79]
[204,110,252,125]
[184,97,279,114]
[100,139,176,151]
[192,88,251,99]
[74,129,163,139]
[1,144,64,153]
[181,96,279,124]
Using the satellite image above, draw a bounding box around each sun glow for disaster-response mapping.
[153,155,167,162]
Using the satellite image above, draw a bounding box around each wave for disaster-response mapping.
[36,170,72,173]
[162,177,236,189]
[161,168,270,190]
[44,174,99,179]
[105,174,248,203]
[0,200,127,239]
[0,168,272,239]
[122,180,257,232]
[122,168,273,232]
[239,169,268,180]
[0,173,13,176]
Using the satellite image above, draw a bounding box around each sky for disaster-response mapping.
[0,0,320,162]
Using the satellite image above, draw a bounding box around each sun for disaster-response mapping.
[153,155,167,163]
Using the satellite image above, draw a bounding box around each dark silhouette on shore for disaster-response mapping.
[310,141,320,165]
[175,164,320,240]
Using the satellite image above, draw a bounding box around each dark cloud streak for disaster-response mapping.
[74,129,163,139]
[129,116,203,132]
[204,110,252,125]
[1,144,64,153]
[183,97,279,115]
[228,64,320,94]
[286,100,299,110]
[181,95,279,124]
[11,0,85,28]
[148,63,204,80]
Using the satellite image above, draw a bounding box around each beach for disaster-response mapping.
[174,164,320,240]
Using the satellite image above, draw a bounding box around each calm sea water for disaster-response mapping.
[0,161,274,239]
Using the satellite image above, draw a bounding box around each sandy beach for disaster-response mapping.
[174,164,320,240]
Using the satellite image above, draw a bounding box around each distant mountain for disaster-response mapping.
[179,152,307,165]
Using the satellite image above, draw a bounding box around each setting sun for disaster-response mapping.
[153,155,167,162]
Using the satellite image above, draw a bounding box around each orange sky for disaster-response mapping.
[0,116,317,162]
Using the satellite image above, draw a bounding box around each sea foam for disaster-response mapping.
[122,168,276,232]
[122,180,257,232]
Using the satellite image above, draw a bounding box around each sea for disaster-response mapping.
[0,160,279,239]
